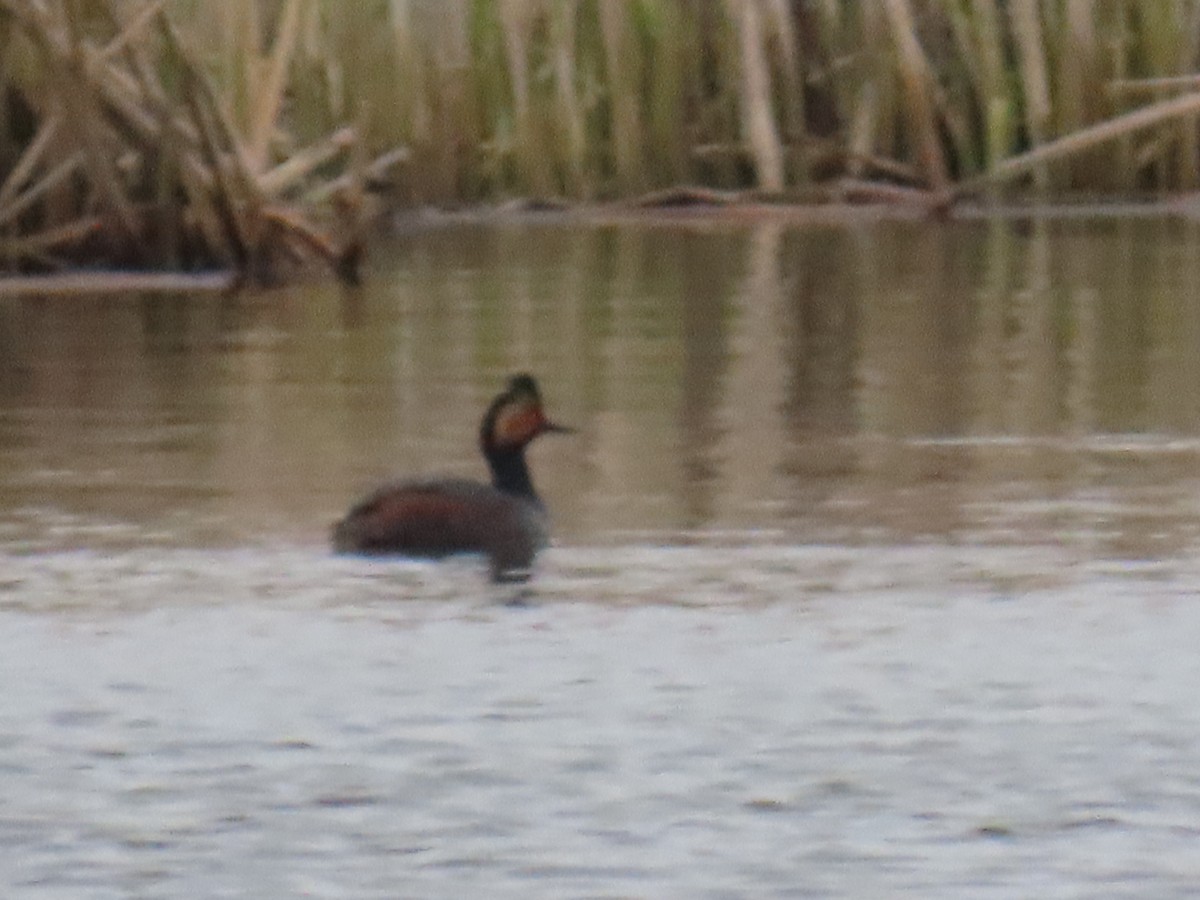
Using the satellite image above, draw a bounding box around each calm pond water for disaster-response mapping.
[3,214,1200,896]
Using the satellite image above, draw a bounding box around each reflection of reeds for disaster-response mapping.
[5,2,1200,276]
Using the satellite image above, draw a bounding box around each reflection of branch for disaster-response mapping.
[717,221,787,517]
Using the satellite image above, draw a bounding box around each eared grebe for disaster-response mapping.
[332,374,570,581]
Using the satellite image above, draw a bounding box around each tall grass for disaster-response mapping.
[5,0,1200,277]
[165,0,1200,201]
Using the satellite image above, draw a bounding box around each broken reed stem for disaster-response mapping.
[1111,74,1200,94]
[956,89,1200,197]
[0,153,85,230]
[0,215,101,257]
[0,115,62,212]
[96,0,167,63]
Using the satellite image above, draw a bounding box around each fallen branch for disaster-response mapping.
[956,91,1200,198]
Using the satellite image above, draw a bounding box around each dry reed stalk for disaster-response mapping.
[1179,3,1200,189]
[862,4,899,176]
[1060,0,1099,135]
[761,0,807,182]
[5,2,211,195]
[920,5,975,178]
[727,0,784,192]
[431,0,475,200]
[1008,2,1046,190]
[599,0,644,194]
[387,0,431,147]
[1111,74,1200,93]
[304,146,410,203]
[843,150,921,184]
[177,160,232,265]
[1130,2,1183,188]
[939,0,980,115]
[386,0,450,201]
[0,153,85,230]
[244,0,304,173]
[195,99,334,273]
[1053,0,1107,188]
[641,2,690,188]
[100,0,167,58]
[211,0,257,139]
[1108,2,1136,191]
[0,114,61,212]
[499,0,551,196]
[169,7,378,277]
[844,64,876,180]
[182,67,253,268]
[0,0,367,278]
[881,0,949,192]
[258,125,357,195]
[548,0,587,197]
[0,216,102,259]
[60,4,142,247]
[688,4,743,189]
[969,0,1012,182]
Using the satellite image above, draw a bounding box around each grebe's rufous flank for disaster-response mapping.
[332,374,571,582]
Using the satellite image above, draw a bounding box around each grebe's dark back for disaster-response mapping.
[332,374,570,581]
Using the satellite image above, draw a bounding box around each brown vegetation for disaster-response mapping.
[5,1,1200,281]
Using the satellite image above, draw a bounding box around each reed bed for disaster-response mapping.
[5,0,1200,279]
[0,0,388,281]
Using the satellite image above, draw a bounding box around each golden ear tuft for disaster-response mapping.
[492,400,544,448]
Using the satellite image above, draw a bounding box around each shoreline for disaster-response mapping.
[3,195,1198,296]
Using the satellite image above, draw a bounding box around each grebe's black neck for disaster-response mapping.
[479,374,568,502]
[486,446,538,500]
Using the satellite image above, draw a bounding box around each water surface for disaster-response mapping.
[2,215,1200,896]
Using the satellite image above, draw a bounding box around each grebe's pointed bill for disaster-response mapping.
[540,419,574,435]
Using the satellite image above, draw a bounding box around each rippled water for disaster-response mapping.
[4,214,1200,896]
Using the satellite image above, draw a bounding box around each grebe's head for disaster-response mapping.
[481,374,572,454]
